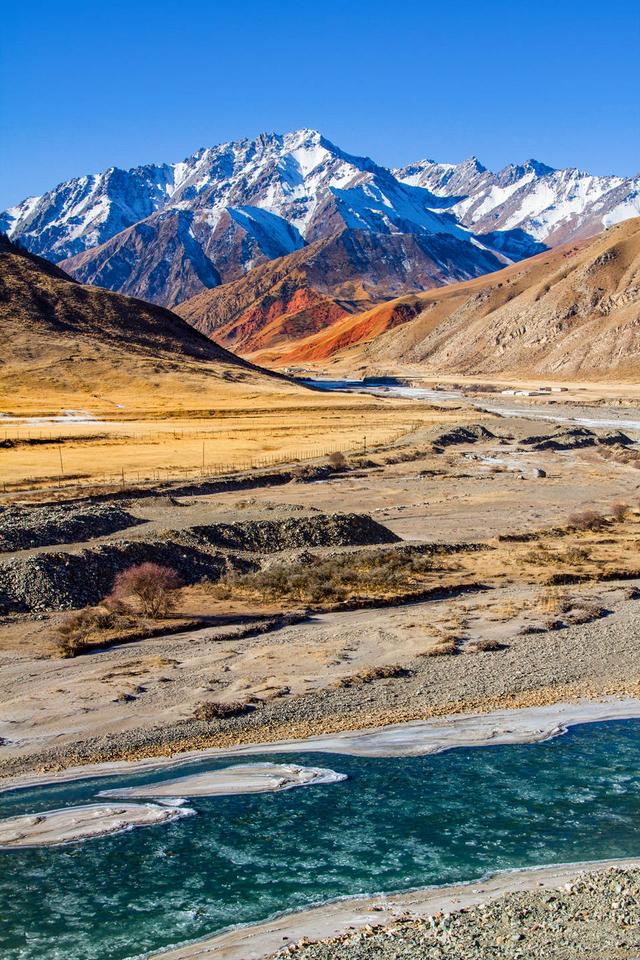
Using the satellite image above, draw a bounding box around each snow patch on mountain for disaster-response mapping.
[396,155,640,248]
[4,129,640,309]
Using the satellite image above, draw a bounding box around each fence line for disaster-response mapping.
[2,420,423,495]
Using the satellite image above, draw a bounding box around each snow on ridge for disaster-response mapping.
[4,130,640,272]
[395,151,639,247]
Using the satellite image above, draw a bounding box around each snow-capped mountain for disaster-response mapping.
[3,129,639,310]
[0,130,504,306]
[396,156,640,252]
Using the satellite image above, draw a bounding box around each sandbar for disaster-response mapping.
[0,801,192,849]
[98,762,346,799]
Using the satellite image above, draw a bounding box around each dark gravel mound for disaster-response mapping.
[0,512,398,612]
[0,504,142,553]
[190,513,400,553]
[432,424,496,447]
[521,427,634,451]
[0,539,253,613]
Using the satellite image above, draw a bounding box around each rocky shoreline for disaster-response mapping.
[277,866,640,960]
[151,860,640,960]
[3,695,639,793]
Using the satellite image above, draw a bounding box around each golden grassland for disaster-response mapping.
[0,388,462,492]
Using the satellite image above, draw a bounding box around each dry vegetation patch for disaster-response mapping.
[334,664,411,687]
[192,700,254,721]
[209,547,466,608]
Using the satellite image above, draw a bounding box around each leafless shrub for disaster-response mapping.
[567,509,605,531]
[328,451,347,469]
[537,589,573,615]
[421,638,459,656]
[107,563,182,618]
[192,700,252,721]
[290,463,317,481]
[611,502,629,522]
[335,663,409,687]
[566,602,606,625]
[522,545,555,566]
[54,605,133,657]
[211,549,443,607]
[467,638,506,653]
[563,546,591,564]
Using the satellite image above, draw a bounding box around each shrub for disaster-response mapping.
[335,664,409,687]
[538,589,573,615]
[54,605,127,657]
[108,563,182,618]
[611,502,629,522]
[192,700,251,721]
[209,548,447,607]
[422,638,459,656]
[567,509,604,531]
[328,451,347,469]
[563,546,591,564]
[467,638,506,653]
[566,602,606,625]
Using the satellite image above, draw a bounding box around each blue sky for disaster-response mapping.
[1,0,638,209]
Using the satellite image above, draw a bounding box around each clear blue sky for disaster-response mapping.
[1,0,638,210]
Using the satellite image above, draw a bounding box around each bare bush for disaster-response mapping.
[566,602,606,626]
[467,638,506,653]
[192,700,251,721]
[537,589,573,615]
[611,502,629,522]
[328,451,347,469]
[108,563,182,618]
[290,464,316,482]
[567,509,605,531]
[335,664,409,687]
[421,638,459,656]
[563,546,591,564]
[55,605,132,657]
[209,549,447,607]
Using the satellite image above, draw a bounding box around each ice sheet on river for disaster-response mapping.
[98,762,347,799]
[0,802,192,849]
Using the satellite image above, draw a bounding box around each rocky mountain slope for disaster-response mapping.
[252,217,640,379]
[4,128,638,339]
[0,130,509,308]
[176,227,500,353]
[0,236,282,414]
[397,156,640,254]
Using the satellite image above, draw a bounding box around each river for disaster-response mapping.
[2,720,640,959]
[304,378,640,436]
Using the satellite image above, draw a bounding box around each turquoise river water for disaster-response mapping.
[1,719,640,960]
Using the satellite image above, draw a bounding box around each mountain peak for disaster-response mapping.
[497,159,555,184]
[523,158,556,176]
[460,156,487,173]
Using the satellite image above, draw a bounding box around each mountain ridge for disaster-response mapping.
[175,228,501,353]
[0,234,284,415]
[250,218,640,380]
[4,129,638,318]
[0,131,532,309]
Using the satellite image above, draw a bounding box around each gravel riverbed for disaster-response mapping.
[279,867,640,960]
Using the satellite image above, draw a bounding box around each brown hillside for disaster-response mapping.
[254,219,640,380]
[0,236,285,415]
[177,228,503,354]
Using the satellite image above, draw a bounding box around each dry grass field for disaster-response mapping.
[0,396,454,492]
